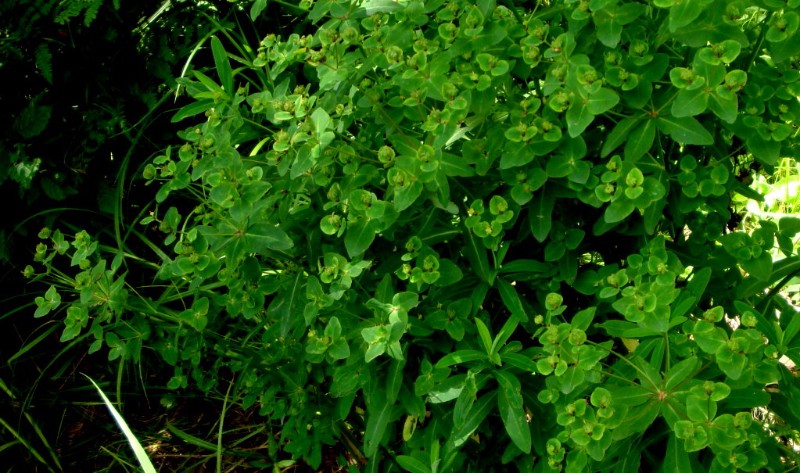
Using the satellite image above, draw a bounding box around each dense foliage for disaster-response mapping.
[1,1,287,469]
[22,0,800,471]
[0,0,245,262]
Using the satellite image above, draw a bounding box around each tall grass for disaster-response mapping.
[85,375,157,473]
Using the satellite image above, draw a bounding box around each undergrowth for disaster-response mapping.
[10,0,800,471]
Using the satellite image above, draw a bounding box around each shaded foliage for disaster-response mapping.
[14,0,800,471]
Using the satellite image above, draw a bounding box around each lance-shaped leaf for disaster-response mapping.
[656,115,713,145]
[529,189,555,242]
[495,371,531,453]
[345,218,377,258]
[450,391,497,447]
[567,100,594,137]
[624,118,656,162]
[364,390,392,458]
[497,278,528,322]
[602,116,641,157]
[463,225,493,283]
[210,36,233,93]
[246,223,294,253]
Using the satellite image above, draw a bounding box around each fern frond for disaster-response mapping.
[54,0,85,24]
[35,43,52,84]
[82,0,100,26]
[2,0,53,36]
[54,0,106,26]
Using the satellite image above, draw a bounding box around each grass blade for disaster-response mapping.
[165,422,219,451]
[1,376,62,470]
[0,417,52,469]
[5,324,60,365]
[84,375,157,473]
[217,380,234,473]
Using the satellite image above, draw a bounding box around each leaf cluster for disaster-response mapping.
[26,0,800,471]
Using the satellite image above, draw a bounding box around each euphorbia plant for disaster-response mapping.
[29,0,800,470]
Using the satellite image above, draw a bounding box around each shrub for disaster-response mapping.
[0,0,245,262]
[29,0,800,471]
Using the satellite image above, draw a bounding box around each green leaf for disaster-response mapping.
[613,401,660,440]
[475,318,493,356]
[453,372,478,426]
[663,434,692,473]
[345,219,376,258]
[250,0,267,20]
[501,353,538,372]
[392,292,419,314]
[497,278,528,322]
[602,117,641,157]
[708,91,738,124]
[747,135,780,166]
[192,70,221,92]
[34,285,61,317]
[732,301,776,343]
[396,456,432,473]
[740,252,772,281]
[731,179,765,202]
[85,376,157,473]
[171,99,214,123]
[624,118,656,162]
[616,3,646,24]
[386,357,406,404]
[210,36,233,93]
[566,100,594,138]
[609,385,653,408]
[572,307,596,331]
[164,421,217,450]
[716,350,747,380]
[692,320,727,354]
[271,272,304,337]
[311,107,331,136]
[604,199,635,223]
[738,256,800,298]
[500,143,536,169]
[364,334,386,362]
[15,102,51,139]
[546,153,573,178]
[441,153,475,177]
[364,396,392,458]
[491,317,520,356]
[724,387,771,409]
[656,116,713,145]
[687,267,712,298]
[246,223,294,253]
[434,258,463,286]
[6,324,60,365]
[529,189,555,242]
[770,30,800,63]
[671,88,709,117]
[669,0,711,32]
[328,339,350,360]
[593,10,623,48]
[395,181,423,211]
[436,350,488,368]
[450,391,497,447]
[35,43,53,84]
[783,311,800,348]
[324,315,342,338]
[495,371,531,453]
[586,88,620,115]
[664,357,699,391]
[463,225,493,283]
